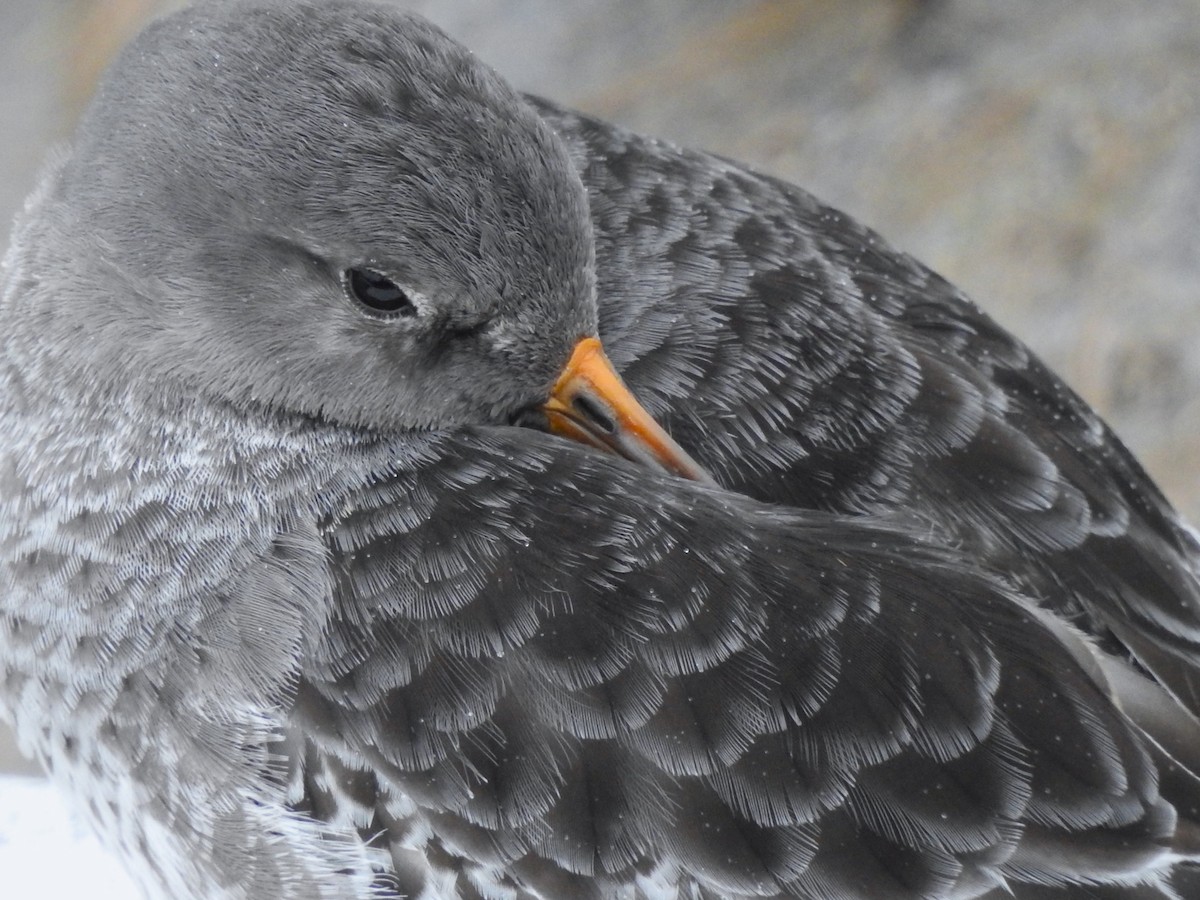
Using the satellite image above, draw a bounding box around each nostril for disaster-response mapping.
[572,394,616,435]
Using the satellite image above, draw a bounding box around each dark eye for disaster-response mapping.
[344,267,415,317]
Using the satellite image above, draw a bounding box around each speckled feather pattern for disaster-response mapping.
[2,2,1200,899]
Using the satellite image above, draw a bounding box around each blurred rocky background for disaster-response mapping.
[2,0,1198,770]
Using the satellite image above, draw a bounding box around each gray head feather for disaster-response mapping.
[16,0,597,431]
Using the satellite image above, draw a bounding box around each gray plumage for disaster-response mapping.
[3,1,1200,898]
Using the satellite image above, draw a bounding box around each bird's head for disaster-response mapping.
[30,0,708,480]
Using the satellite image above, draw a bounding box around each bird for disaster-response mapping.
[2,0,1200,898]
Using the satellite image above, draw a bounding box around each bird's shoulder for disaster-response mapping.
[529,96,1200,715]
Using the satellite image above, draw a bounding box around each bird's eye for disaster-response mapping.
[344,267,416,317]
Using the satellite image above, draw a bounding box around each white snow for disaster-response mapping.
[0,775,138,899]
